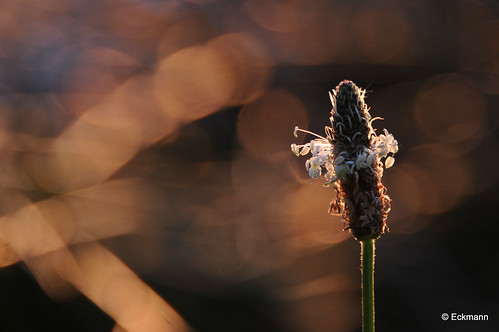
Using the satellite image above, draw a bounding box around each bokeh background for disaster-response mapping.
[0,0,498,331]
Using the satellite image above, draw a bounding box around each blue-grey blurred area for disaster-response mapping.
[0,0,497,331]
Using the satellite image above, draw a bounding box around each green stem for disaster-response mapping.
[361,239,375,332]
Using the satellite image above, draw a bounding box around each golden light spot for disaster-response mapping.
[87,75,178,146]
[0,101,9,149]
[355,9,412,64]
[33,116,141,192]
[230,154,327,272]
[383,163,429,234]
[385,165,422,215]
[60,179,151,240]
[271,273,355,302]
[244,1,345,65]
[183,0,217,3]
[85,47,143,67]
[209,33,272,105]
[0,179,152,269]
[154,44,236,123]
[245,0,301,33]
[402,143,470,216]
[244,0,303,32]
[278,269,359,332]
[64,64,122,96]
[237,89,308,161]
[56,244,190,331]
[282,182,350,250]
[33,72,181,193]
[24,251,77,300]
[414,74,486,143]
[0,203,66,260]
[157,12,215,59]
[101,2,177,54]
[287,4,348,65]
[457,18,499,95]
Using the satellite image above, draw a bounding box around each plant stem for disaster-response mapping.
[361,239,375,332]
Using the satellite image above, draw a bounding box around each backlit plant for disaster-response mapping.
[291,80,398,332]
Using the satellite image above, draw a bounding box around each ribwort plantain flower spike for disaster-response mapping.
[291,80,398,241]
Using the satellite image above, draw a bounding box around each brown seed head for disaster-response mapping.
[328,80,391,241]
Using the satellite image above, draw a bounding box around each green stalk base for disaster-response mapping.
[361,239,375,332]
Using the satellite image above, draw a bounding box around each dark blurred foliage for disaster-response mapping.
[0,0,498,331]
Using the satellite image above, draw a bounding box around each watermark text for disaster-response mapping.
[441,313,489,321]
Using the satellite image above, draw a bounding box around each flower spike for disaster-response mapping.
[291,80,398,240]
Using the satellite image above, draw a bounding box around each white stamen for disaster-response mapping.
[294,127,328,141]
[385,156,395,168]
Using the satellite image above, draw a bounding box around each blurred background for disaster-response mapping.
[0,0,497,331]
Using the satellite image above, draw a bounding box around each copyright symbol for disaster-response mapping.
[441,313,449,321]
